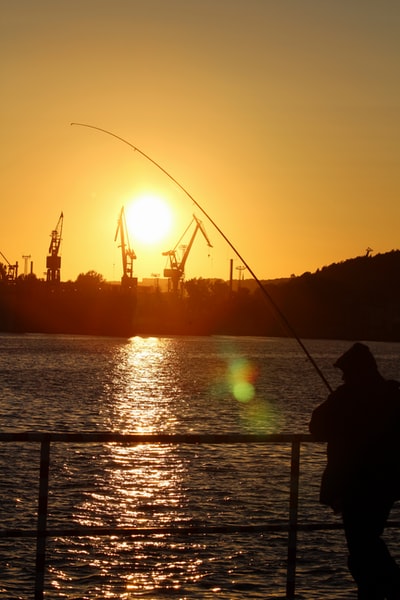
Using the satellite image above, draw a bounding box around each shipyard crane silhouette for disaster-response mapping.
[46,212,63,283]
[162,214,212,293]
[115,206,137,288]
[0,251,18,281]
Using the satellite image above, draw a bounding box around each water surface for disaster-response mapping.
[1,334,400,598]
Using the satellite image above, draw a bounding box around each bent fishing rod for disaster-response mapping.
[71,122,332,393]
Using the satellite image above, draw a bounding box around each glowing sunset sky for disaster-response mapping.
[2,1,399,283]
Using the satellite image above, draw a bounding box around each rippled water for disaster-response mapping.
[1,334,400,598]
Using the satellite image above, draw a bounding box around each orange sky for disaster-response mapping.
[2,1,400,283]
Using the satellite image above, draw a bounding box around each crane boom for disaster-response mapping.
[162,214,212,293]
[46,212,63,283]
[180,215,212,272]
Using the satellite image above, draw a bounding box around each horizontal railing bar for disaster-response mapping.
[0,432,313,444]
[0,523,311,538]
[2,521,400,540]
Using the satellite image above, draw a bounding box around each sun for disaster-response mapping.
[125,194,173,245]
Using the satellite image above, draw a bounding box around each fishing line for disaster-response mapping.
[71,122,332,392]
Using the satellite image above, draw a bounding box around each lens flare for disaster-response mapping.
[228,357,257,403]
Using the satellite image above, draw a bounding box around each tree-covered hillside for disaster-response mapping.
[260,250,400,340]
[135,251,400,341]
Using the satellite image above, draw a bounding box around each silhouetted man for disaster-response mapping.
[310,343,400,599]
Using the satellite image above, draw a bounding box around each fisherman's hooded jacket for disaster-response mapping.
[309,375,400,513]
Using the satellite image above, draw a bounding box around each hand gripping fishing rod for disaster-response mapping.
[71,122,332,393]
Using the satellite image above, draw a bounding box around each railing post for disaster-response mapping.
[286,438,300,599]
[35,436,50,600]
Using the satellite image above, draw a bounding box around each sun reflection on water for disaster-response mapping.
[106,336,182,434]
[72,443,190,594]
[61,336,291,596]
[72,338,193,594]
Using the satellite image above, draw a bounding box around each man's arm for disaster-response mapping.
[309,397,335,441]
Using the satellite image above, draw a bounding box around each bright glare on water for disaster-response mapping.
[1,334,400,598]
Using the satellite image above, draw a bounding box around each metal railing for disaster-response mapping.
[0,432,381,599]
